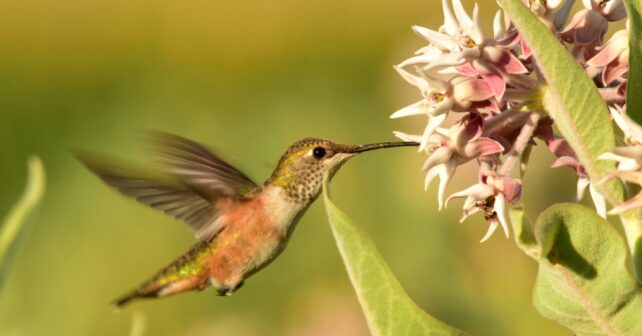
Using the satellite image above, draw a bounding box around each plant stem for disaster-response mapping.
[498,112,541,176]
[483,109,531,136]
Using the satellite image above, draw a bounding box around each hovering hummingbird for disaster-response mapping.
[78,132,417,307]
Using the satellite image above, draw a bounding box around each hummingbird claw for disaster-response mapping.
[215,280,245,296]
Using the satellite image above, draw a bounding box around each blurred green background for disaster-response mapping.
[0,0,577,335]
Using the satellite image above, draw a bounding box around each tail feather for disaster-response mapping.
[110,241,212,309]
[111,274,206,309]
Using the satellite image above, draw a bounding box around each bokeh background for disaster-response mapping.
[0,0,580,335]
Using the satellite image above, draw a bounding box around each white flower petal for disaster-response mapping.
[588,183,607,218]
[425,76,452,92]
[493,10,505,39]
[575,177,590,202]
[599,151,640,171]
[469,3,485,44]
[419,113,448,151]
[438,163,457,210]
[423,146,453,171]
[423,164,454,210]
[598,151,628,162]
[399,54,442,68]
[493,193,510,238]
[393,131,423,143]
[446,183,493,208]
[424,166,440,191]
[460,205,481,222]
[480,219,499,242]
[618,158,641,172]
[452,0,473,31]
[440,0,459,36]
[394,66,430,93]
[547,0,563,9]
[391,100,428,119]
[610,105,642,144]
[412,26,458,50]
[425,51,469,72]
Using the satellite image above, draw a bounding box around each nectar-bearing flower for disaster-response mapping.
[582,0,626,21]
[599,106,642,176]
[446,169,522,242]
[587,29,629,86]
[391,67,495,151]
[599,106,642,214]
[398,114,503,209]
[560,9,608,61]
[392,0,631,241]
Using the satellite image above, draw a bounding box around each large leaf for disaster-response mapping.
[532,203,642,335]
[626,0,642,123]
[509,207,539,259]
[322,177,466,336]
[496,0,619,202]
[0,157,46,291]
[496,0,642,280]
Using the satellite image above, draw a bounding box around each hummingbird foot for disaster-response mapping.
[216,287,231,296]
[215,281,244,296]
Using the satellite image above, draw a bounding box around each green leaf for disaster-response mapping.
[509,207,539,259]
[532,203,642,335]
[322,176,467,336]
[625,0,642,123]
[496,0,642,281]
[0,157,46,291]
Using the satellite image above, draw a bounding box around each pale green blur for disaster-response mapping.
[0,0,573,335]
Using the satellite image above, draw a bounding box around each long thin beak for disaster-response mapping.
[350,141,419,153]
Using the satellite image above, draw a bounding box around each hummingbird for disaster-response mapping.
[77,132,418,307]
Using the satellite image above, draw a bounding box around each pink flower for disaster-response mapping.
[397,0,531,104]
[457,44,529,102]
[446,169,522,242]
[582,0,626,21]
[396,114,504,209]
[587,29,629,85]
[391,69,494,150]
[560,9,608,61]
[547,138,607,217]
[401,0,485,73]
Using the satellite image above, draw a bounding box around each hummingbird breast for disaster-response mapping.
[207,186,303,289]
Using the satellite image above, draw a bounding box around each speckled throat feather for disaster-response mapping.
[263,138,356,203]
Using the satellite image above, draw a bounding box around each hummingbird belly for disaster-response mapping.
[207,195,288,292]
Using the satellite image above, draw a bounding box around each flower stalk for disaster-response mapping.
[498,112,541,176]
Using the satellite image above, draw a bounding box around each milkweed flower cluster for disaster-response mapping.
[392,0,630,241]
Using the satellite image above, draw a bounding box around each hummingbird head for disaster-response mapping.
[267,138,418,203]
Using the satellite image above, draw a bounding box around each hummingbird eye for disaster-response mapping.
[312,147,326,159]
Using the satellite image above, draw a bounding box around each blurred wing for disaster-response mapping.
[77,155,219,241]
[148,132,257,198]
